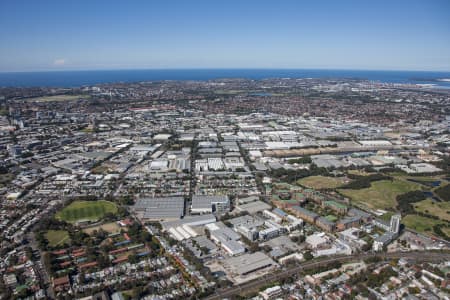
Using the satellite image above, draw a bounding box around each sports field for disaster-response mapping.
[56,200,118,223]
[338,179,422,210]
[45,230,71,247]
[27,94,89,102]
[297,175,348,189]
[83,222,121,235]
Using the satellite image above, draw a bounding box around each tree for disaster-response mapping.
[290,235,305,244]
[396,190,426,215]
[408,286,420,294]
[24,246,33,260]
[304,251,313,261]
[435,184,450,202]
[341,174,391,190]
[128,254,139,264]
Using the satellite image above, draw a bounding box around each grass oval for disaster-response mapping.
[55,200,118,223]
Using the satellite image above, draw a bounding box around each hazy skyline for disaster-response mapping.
[1,0,449,72]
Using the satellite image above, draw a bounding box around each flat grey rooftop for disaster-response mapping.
[161,214,216,230]
[191,195,229,209]
[133,197,184,219]
[224,252,278,276]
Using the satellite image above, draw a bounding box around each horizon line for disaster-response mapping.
[1,67,450,74]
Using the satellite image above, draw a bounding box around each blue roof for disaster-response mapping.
[273,208,287,217]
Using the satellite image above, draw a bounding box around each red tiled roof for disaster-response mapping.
[79,261,98,269]
[53,275,69,286]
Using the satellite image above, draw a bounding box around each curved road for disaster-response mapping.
[204,251,450,300]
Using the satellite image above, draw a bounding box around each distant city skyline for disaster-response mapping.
[1,0,449,72]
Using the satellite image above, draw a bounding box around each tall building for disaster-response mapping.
[390,214,401,234]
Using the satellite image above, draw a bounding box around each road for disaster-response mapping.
[25,232,54,299]
[204,251,450,300]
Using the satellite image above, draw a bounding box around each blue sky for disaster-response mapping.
[1,0,449,72]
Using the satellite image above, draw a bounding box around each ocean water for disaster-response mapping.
[0,69,450,88]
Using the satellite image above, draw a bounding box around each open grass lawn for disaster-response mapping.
[414,199,450,222]
[387,173,448,187]
[214,90,245,95]
[81,127,94,133]
[56,200,118,223]
[297,175,348,189]
[404,175,446,182]
[338,179,422,210]
[325,215,338,222]
[45,230,70,247]
[380,211,395,222]
[91,165,110,174]
[443,227,450,237]
[394,175,447,189]
[347,170,374,176]
[402,214,447,236]
[27,94,89,102]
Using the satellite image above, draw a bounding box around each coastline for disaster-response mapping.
[1,69,450,88]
